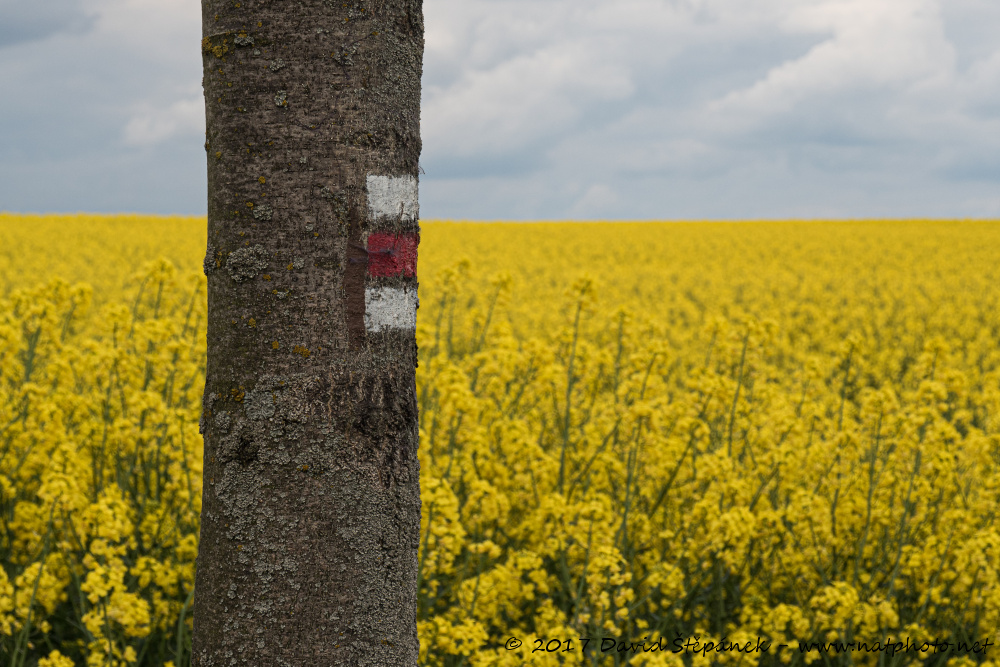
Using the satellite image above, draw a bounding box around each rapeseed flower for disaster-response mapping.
[0,215,997,665]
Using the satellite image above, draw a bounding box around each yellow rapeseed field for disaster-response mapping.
[0,213,998,666]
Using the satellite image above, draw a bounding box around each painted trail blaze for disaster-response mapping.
[367,173,418,222]
[363,174,419,335]
[364,285,418,332]
[366,232,418,278]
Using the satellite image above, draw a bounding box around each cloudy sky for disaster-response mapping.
[1,0,998,219]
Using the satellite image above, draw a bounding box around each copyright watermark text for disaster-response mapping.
[502,634,992,659]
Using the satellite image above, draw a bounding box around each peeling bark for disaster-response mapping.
[193,0,423,664]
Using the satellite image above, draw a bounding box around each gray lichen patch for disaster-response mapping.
[217,427,260,465]
[245,387,276,421]
[226,244,269,283]
[252,203,273,221]
[245,374,290,424]
[332,45,356,67]
[203,242,217,276]
[269,58,285,72]
[292,257,305,270]
[274,91,288,107]
[214,410,232,433]
[234,34,254,47]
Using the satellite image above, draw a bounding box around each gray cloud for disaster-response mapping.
[421,0,1000,219]
[0,0,997,219]
[0,0,95,49]
[0,0,205,214]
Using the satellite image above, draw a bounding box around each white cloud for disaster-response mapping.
[123,92,205,147]
[710,0,955,118]
[423,41,633,157]
[90,0,204,147]
[422,0,659,160]
[568,183,619,218]
[84,0,201,64]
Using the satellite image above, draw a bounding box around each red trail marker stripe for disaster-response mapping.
[367,232,418,278]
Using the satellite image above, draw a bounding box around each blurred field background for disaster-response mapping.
[0,213,998,666]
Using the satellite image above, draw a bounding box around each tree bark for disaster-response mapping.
[193,1,423,664]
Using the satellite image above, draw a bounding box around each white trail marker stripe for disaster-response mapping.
[364,286,418,332]
[366,174,418,224]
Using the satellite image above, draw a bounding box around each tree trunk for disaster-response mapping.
[193,1,423,664]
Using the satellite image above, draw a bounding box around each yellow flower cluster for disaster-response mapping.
[415,220,1000,667]
[0,214,997,667]
[0,214,204,666]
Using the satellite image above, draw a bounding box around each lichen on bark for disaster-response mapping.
[225,244,269,283]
